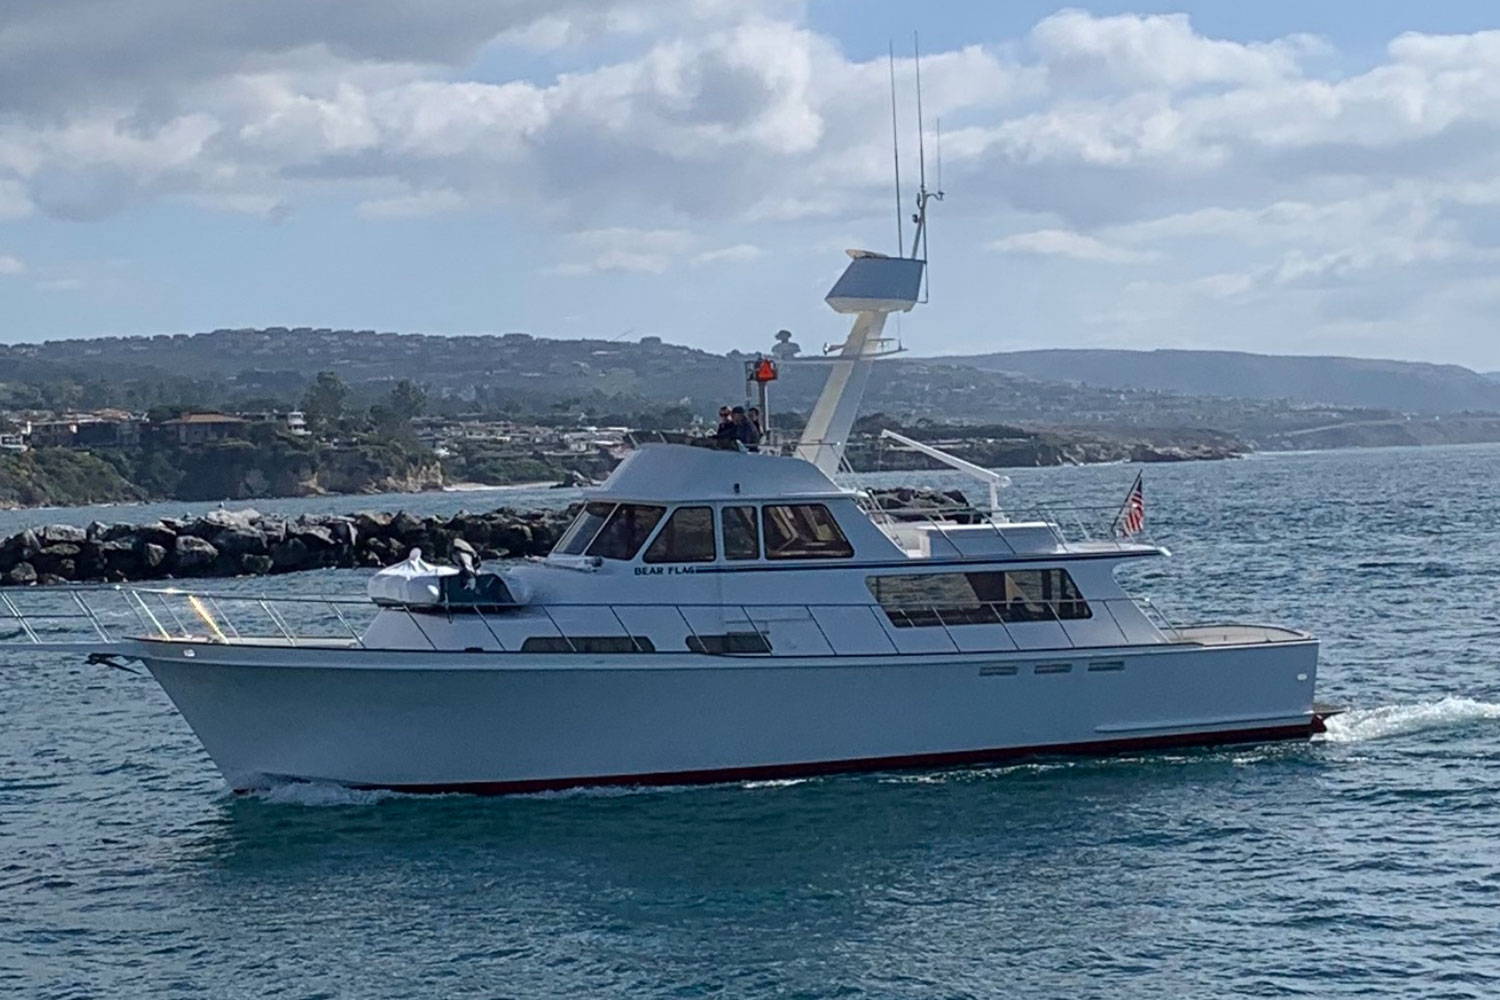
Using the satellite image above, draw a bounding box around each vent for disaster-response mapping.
[1087,660,1126,672]
[979,664,1018,677]
[1033,662,1072,675]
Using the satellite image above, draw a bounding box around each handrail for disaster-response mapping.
[0,586,1308,658]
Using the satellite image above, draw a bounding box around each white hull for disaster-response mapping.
[136,637,1321,793]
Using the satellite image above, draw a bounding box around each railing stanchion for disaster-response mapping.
[1,593,40,645]
[605,605,638,653]
[259,598,296,646]
[157,593,191,637]
[930,605,961,654]
[472,605,505,651]
[540,606,577,653]
[404,608,438,651]
[209,597,242,640]
[330,601,366,649]
[71,591,111,643]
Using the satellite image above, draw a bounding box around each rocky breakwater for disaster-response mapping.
[0,507,574,586]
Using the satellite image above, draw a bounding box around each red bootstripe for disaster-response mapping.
[287,718,1324,797]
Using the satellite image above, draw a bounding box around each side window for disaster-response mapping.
[722,505,760,560]
[762,504,854,560]
[644,506,716,563]
[554,502,614,555]
[586,504,666,560]
[1002,569,1091,621]
[866,570,1089,627]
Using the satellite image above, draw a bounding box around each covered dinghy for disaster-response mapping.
[367,549,456,607]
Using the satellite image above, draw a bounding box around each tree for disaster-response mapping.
[301,371,347,433]
[387,379,426,422]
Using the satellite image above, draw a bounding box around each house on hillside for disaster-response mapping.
[155,413,248,445]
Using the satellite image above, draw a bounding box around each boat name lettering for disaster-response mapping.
[634,566,699,576]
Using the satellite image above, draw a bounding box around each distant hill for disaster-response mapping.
[8,328,1500,452]
[937,349,1500,415]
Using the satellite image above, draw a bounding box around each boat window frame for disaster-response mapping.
[761,503,855,561]
[553,501,616,556]
[585,503,668,561]
[642,505,718,564]
[720,504,761,561]
[865,568,1092,627]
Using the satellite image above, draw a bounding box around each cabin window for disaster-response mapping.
[722,505,760,560]
[586,504,666,560]
[644,506,716,563]
[866,570,1090,628]
[687,632,772,654]
[762,504,854,560]
[520,636,656,653]
[554,502,614,555]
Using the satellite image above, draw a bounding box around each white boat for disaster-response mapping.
[0,223,1327,795]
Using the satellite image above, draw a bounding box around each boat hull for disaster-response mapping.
[135,638,1321,794]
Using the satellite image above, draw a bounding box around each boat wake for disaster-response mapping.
[238,781,411,807]
[1320,696,1500,743]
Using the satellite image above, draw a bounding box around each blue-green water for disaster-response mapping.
[4,446,1500,998]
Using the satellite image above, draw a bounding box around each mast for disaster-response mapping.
[793,39,941,476]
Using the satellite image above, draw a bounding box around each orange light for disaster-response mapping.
[752,358,778,383]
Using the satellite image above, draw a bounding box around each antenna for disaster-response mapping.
[914,31,927,221]
[908,32,944,297]
[888,42,903,257]
[935,116,943,195]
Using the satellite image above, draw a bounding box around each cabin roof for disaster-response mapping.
[586,443,846,503]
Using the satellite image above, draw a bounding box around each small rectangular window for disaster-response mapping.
[722,505,760,560]
[762,504,854,560]
[644,506,716,563]
[586,504,666,560]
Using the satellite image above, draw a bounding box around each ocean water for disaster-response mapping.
[3,445,1500,998]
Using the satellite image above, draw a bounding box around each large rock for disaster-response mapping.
[33,543,82,576]
[5,562,37,586]
[135,522,178,549]
[240,553,274,575]
[354,511,394,535]
[212,526,268,556]
[269,537,310,572]
[173,535,219,574]
[141,543,168,571]
[38,524,87,545]
[292,522,336,548]
[389,511,424,541]
[98,539,140,575]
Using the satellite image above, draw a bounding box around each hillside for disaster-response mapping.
[0,328,1411,436]
[6,329,1500,455]
[938,349,1500,415]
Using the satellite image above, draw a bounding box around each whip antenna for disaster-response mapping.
[888,41,904,257]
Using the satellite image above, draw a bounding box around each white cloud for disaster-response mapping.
[990,228,1158,263]
[692,243,763,265]
[7,6,1500,360]
[0,253,25,275]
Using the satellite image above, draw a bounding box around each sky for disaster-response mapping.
[4,1,1500,369]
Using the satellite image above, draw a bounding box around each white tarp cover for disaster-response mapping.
[366,548,457,607]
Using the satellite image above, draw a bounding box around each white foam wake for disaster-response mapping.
[1320,696,1500,743]
[241,781,408,807]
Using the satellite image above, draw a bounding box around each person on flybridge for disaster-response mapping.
[710,406,760,451]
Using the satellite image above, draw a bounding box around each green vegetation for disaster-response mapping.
[0,448,144,508]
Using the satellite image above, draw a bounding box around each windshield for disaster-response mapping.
[587,504,667,560]
[553,502,614,555]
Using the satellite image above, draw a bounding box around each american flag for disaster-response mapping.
[1115,472,1145,538]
